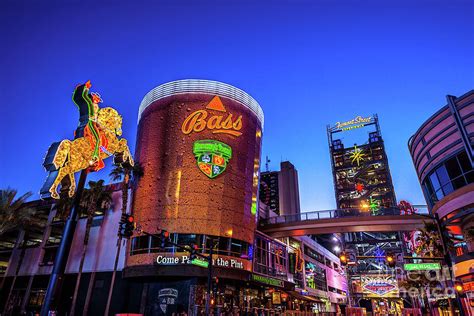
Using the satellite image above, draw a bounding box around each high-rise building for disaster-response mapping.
[328,115,396,210]
[259,161,301,216]
[327,115,403,311]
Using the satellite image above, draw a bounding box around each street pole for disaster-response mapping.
[205,240,214,316]
[41,170,88,316]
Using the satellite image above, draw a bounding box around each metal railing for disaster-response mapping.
[260,206,429,225]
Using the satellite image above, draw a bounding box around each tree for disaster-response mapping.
[415,221,445,257]
[0,189,44,315]
[411,221,456,314]
[0,189,35,236]
[52,194,74,221]
[70,180,112,316]
[104,162,143,316]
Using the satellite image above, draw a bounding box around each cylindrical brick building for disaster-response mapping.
[124,80,264,313]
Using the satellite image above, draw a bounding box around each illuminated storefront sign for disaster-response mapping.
[335,115,372,132]
[272,292,282,304]
[156,254,247,270]
[359,275,399,297]
[193,140,232,178]
[404,263,441,271]
[251,274,285,288]
[181,96,243,137]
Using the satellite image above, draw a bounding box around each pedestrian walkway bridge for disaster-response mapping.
[258,207,431,237]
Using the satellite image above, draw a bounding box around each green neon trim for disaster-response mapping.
[191,258,209,268]
[404,263,441,271]
[251,202,257,215]
[193,140,232,159]
[76,85,100,159]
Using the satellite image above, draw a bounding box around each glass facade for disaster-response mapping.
[305,262,327,292]
[254,234,288,279]
[423,151,474,206]
[130,233,250,258]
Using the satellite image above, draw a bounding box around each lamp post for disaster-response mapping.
[205,241,214,316]
[40,170,88,316]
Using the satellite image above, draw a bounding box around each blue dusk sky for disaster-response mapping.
[1,0,473,211]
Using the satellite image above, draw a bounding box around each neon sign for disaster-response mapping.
[350,145,365,166]
[193,140,232,178]
[335,115,372,132]
[40,81,134,199]
[398,200,418,215]
[181,96,243,137]
[404,263,441,271]
[361,275,399,297]
[251,274,285,287]
[156,254,245,269]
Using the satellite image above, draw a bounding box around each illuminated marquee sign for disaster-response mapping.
[335,115,372,132]
[193,140,232,178]
[156,254,247,270]
[360,275,399,298]
[404,263,441,271]
[181,96,243,137]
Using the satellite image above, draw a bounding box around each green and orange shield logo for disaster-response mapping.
[193,140,232,178]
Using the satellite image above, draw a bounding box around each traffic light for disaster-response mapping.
[189,243,199,260]
[454,282,465,297]
[339,252,348,266]
[159,229,170,249]
[212,277,219,294]
[118,214,135,239]
[385,253,396,267]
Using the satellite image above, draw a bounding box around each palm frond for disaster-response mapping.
[0,188,36,236]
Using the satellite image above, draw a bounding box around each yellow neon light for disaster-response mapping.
[48,107,134,199]
[335,115,372,130]
[350,145,365,166]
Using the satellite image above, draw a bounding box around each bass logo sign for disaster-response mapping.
[182,95,243,137]
[193,140,232,178]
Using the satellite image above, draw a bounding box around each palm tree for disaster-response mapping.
[0,189,35,236]
[70,180,112,316]
[104,162,143,316]
[415,221,445,257]
[0,189,41,315]
[52,194,74,221]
